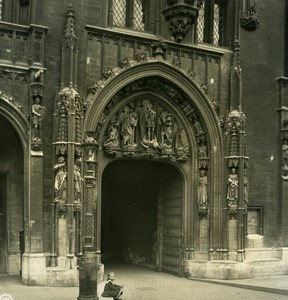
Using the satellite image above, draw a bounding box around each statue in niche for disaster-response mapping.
[120,106,138,147]
[140,100,159,149]
[159,110,174,153]
[198,142,208,158]
[227,167,239,206]
[193,116,204,136]
[54,156,67,202]
[31,97,45,141]
[198,169,208,207]
[104,118,120,148]
[74,157,82,202]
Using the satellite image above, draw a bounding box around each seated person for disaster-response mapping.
[102,271,124,300]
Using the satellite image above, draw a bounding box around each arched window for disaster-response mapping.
[197,0,228,46]
[112,0,147,31]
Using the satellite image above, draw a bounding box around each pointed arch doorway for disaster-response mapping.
[101,159,184,276]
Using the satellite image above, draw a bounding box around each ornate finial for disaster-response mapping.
[63,4,77,51]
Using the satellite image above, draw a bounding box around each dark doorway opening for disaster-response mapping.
[101,159,183,275]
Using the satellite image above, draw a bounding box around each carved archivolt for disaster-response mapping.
[94,77,209,162]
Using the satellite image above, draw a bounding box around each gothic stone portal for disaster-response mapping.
[101,160,184,276]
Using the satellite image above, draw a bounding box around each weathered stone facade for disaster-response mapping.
[0,0,287,288]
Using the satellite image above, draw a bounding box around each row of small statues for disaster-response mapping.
[198,168,248,207]
[54,156,82,202]
[104,102,189,153]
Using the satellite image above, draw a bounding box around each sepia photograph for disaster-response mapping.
[0,0,288,299]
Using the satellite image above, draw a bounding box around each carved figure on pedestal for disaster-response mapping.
[198,169,208,206]
[160,110,174,154]
[120,106,138,147]
[104,118,120,148]
[74,157,82,202]
[54,156,67,202]
[31,97,45,141]
[227,167,239,206]
[140,100,158,149]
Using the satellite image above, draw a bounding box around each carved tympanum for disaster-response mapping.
[103,99,189,160]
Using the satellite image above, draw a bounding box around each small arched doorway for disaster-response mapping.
[101,159,184,276]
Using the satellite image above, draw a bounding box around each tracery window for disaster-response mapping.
[112,0,146,31]
[197,0,228,46]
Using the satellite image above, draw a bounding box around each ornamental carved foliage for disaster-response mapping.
[103,99,189,161]
[162,4,199,42]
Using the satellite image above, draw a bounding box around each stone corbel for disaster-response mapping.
[240,0,259,31]
[162,3,199,43]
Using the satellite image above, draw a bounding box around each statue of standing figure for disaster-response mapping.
[54,156,67,202]
[74,157,82,202]
[227,167,239,206]
[120,107,138,147]
[32,97,45,141]
[198,169,208,206]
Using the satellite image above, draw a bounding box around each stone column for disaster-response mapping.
[78,136,98,300]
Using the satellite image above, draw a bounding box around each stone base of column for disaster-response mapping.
[78,251,99,300]
[22,253,47,285]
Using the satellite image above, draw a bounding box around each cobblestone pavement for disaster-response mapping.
[0,263,288,300]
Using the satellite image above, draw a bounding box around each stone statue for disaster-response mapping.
[120,107,138,147]
[74,157,82,202]
[198,169,208,206]
[104,118,119,148]
[31,97,45,141]
[198,142,208,158]
[160,110,173,153]
[54,156,67,201]
[140,100,158,148]
[227,167,239,206]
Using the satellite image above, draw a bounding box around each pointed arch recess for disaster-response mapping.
[85,61,223,158]
[0,91,30,150]
[84,61,225,251]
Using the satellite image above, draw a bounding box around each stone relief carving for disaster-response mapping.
[103,97,190,161]
[104,117,120,149]
[120,105,138,148]
[159,109,174,154]
[140,100,159,149]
